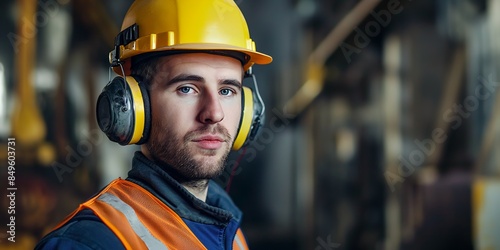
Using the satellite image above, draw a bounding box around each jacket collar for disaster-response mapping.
[126,151,242,226]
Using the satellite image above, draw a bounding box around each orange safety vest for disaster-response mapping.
[54,178,249,250]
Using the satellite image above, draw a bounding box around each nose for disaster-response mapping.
[198,91,224,124]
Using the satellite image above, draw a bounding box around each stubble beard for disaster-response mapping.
[146,121,232,188]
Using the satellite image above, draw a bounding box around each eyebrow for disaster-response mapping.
[167,73,242,89]
[221,79,242,89]
[167,74,204,85]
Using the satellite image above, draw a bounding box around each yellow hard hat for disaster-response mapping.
[110,0,272,75]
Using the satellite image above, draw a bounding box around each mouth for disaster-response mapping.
[191,135,226,150]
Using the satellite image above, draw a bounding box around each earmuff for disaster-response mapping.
[232,72,265,150]
[96,76,151,145]
[96,72,264,150]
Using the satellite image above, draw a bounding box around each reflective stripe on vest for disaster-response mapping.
[52,178,249,250]
[97,193,167,250]
[233,228,249,250]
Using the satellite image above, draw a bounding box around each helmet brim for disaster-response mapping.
[113,43,272,75]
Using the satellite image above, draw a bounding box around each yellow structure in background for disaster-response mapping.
[8,0,56,166]
[473,178,500,249]
[11,0,46,146]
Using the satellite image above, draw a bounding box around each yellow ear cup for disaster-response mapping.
[126,76,146,144]
[232,86,254,150]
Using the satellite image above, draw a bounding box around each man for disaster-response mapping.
[35,0,271,249]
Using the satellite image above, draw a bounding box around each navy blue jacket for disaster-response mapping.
[36,151,245,249]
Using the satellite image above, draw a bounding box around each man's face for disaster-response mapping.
[145,53,243,182]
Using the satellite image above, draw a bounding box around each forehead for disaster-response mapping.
[157,53,243,76]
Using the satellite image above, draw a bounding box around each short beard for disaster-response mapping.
[146,122,232,189]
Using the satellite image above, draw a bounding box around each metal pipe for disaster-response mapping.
[284,0,382,117]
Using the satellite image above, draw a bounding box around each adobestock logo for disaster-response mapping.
[384,73,500,192]
[51,128,105,182]
[214,0,244,21]
[7,0,68,53]
[217,108,291,188]
[315,234,341,250]
[341,0,409,63]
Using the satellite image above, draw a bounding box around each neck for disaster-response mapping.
[182,180,209,202]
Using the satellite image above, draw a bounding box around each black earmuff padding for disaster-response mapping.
[96,92,113,133]
[96,77,136,145]
[135,76,151,144]
[249,91,264,141]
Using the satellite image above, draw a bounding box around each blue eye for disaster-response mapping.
[179,86,193,94]
[220,88,234,96]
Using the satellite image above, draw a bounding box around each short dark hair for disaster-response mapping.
[130,56,161,88]
[131,51,248,88]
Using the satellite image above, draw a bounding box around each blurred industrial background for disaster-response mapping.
[1,0,500,249]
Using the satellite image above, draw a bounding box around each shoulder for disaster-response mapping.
[35,209,125,250]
